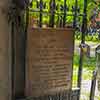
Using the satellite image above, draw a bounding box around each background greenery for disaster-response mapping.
[29,0,96,25]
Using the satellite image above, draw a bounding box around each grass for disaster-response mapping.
[72,51,96,87]
[73,51,100,100]
[73,53,96,70]
[73,40,98,86]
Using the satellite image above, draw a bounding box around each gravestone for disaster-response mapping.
[26,28,74,97]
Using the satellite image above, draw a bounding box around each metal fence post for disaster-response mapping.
[73,0,78,28]
[96,50,100,91]
[90,49,100,100]
[89,70,97,100]
[63,0,67,27]
[39,0,43,27]
[77,0,87,100]
[49,0,55,27]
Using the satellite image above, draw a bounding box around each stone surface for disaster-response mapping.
[0,0,11,100]
[26,28,74,97]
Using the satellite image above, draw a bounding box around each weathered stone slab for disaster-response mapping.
[0,1,11,100]
[26,28,74,97]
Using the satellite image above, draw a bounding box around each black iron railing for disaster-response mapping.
[10,0,89,100]
[28,0,84,28]
[24,0,88,100]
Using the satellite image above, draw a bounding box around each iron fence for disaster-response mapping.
[10,0,98,100]
[28,0,83,28]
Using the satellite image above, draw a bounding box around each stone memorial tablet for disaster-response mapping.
[26,28,74,97]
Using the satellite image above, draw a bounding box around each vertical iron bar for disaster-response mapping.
[73,0,78,28]
[77,48,83,100]
[90,71,97,100]
[63,0,67,27]
[11,3,16,99]
[36,0,39,8]
[11,20,15,100]
[24,2,29,98]
[77,0,87,100]
[60,15,63,27]
[39,0,43,27]
[49,0,55,27]
[60,5,63,27]
[57,14,60,27]
[81,0,87,44]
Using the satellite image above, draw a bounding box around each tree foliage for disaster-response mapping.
[29,0,99,27]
